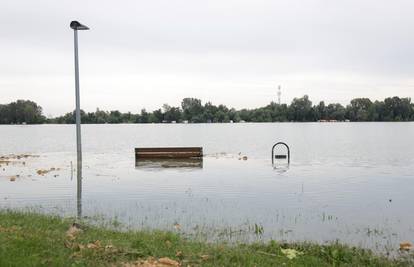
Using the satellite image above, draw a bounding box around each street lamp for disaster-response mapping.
[70,20,89,218]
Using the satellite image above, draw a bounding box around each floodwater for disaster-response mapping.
[1,123,414,253]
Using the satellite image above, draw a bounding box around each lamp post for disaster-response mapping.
[70,21,89,218]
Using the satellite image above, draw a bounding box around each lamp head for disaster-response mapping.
[70,21,89,30]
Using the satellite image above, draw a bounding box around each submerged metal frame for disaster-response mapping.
[272,142,290,165]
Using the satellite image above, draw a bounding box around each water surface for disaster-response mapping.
[1,123,414,252]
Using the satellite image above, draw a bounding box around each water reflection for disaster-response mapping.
[77,163,82,218]
[135,158,203,169]
[273,163,290,173]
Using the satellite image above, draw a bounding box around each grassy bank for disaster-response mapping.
[0,211,412,266]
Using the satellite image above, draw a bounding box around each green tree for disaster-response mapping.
[383,97,412,121]
[181,98,204,122]
[316,101,326,120]
[138,109,149,123]
[326,103,346,121]
[288,95,314,121]
[164,107,181,122]
[0,100,45,124]
[150,109,163,123]
[347,98,373,121]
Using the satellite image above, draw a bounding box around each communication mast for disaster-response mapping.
[277,85,281,105]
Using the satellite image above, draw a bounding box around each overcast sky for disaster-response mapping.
[1,0,413,116]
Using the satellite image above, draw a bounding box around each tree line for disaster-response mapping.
[0,100,45,124]
[1,96,414,124]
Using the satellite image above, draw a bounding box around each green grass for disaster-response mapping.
[0,210,412,266]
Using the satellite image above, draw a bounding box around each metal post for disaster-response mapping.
[70,20,89,219]
[74,29,82,174]
[73,29,82,219]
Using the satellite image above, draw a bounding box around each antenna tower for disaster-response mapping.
[277,85,281,105]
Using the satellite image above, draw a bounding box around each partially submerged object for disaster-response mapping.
[135,147,203,159]
[272,142,290,165]
[135,147,203,169]
[272,142,290,172]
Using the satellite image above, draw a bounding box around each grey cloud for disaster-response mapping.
[1,0,413,115]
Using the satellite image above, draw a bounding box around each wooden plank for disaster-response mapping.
[137,147,202,152]
[135,147,203,159]
[136,152,201,159]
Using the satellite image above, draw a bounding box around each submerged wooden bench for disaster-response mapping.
[135,147,203,159]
